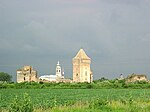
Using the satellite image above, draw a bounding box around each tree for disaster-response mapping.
[0,72,12,82]
[99,77,108,82]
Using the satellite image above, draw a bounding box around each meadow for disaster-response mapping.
[0,89,150,112]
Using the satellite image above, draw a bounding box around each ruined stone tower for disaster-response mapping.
[73,49,93,83]
[17,66,37,83]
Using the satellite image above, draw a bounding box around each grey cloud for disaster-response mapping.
[0,0,150,80]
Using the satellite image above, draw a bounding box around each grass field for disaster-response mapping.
[0,89,150,112]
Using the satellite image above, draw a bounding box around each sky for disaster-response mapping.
[0,0,150,81]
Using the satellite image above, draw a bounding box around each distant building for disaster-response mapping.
[39,75,57,82]
[118,74,124,80]
[56,61,64,79]
[17,66,37,83]
[126,74,148,83]
[39,61,64,82]
[72,49,93,83]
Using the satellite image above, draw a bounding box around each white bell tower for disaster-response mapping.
[56,61,62,78]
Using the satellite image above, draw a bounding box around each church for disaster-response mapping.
[72,49,93,83]
[39,61,64,82]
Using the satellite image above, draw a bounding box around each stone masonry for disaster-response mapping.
[72,49,93,83]
[17,66,37,83]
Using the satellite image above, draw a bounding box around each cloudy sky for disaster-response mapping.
[0,0,150,81]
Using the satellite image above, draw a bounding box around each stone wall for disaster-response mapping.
[73,49,93,83]
[17,66,37,83]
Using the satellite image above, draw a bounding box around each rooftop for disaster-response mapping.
[73,49,90,60]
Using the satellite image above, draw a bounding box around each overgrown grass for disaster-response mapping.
[0,89,150,111]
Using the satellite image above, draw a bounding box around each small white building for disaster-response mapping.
[39,75,57,82]
[39,61,64,82]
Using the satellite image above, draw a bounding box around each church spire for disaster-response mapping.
[57,61,60,66]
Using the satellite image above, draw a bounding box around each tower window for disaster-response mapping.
[85,71,87,76]
[29,76,31,81]
[76,74,78,76]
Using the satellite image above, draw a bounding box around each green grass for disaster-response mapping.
[0,89,150,111]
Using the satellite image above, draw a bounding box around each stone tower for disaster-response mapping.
[73,49,93,83]
[17,66,37,83]
[56,61,62,78]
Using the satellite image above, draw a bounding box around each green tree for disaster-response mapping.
[0,72,12,82]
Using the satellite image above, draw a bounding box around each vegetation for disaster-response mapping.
[0,78,150,89]
[0,72,12,83]
[0,89,150,112]
[0,73,150,111]
[9,93,33,112]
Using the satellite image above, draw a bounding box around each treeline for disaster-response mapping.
[1,79,150,89]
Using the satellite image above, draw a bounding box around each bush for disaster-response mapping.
[86,84,93,89]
